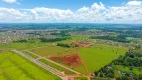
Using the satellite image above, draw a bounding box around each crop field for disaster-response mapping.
[0,52,60,80]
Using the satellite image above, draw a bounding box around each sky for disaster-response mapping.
[0,0,142,23]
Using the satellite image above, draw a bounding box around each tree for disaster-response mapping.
[57,43,71,48]
[139,74,142,79]
[116,76,121,80]
[121,76,129,80]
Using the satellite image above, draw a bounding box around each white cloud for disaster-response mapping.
[76,2,106,22]
[104,1,142,23]
[0,7,31,22]
[126,1,142,7]
[0,1,142,23]
[2,0,17,3]
[91,2,105,11]
[76,1,142,23]
[29,7,75,22]
[77,6,89,13]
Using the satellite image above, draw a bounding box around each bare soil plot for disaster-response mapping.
[50,53,82,66]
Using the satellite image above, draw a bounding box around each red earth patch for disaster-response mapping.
[50,53,82,66]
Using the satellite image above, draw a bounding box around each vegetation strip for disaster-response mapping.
[8,58,36,80]
[0,66,11,80]
[12,50,64,79]
[25,50,80,74]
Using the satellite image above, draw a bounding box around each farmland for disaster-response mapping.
[0,52,61,80]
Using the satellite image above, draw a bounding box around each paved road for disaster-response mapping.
[25,50,80,75]
[12,49,68,80]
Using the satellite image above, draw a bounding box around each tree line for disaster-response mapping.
[39,37,68,42]
[94,47,142,80]
[90,35,130,43]
[13,39,28,43]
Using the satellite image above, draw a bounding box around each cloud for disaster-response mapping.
[126,1,142,7]
[76,1,142,23]
[0,7,30,22]
[76,2,106,22]
[104,1,142,23]
[2,0,19,4]
[0,1,142,23]
[24,7,75,22]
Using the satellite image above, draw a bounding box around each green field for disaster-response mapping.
[0,52,60,80]
[113,65,142,76]
[30,46,76,57]
[78,44,128,73]
[0,36,128,76]
[29,43,128,75]
[39,59,75,74]
[0,43,48,50]
[57,35,89,43]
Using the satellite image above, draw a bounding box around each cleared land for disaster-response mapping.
[0,52,60,80]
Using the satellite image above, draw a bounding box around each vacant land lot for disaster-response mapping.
[0,52,60,80]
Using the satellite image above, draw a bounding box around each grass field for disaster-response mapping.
[28,43,128,75]
[39,59,75,74]
[113,65,142,76]
[78,44,128,73]
[0,43,48,50]
[0,52,60,80]
[57,35,89,43]
[30,46,76,57]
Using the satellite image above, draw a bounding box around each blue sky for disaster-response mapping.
[0,0,142,23]
[0,0,130,11]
